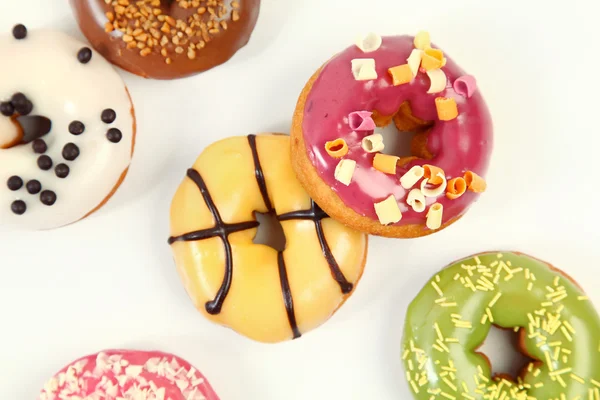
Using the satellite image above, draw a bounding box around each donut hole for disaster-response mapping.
[0,115,51,149]
[253,212,287,252]
[374,101,434,164]
[478,325,535,381]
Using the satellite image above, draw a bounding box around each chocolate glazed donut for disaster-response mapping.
[70,0,260,80]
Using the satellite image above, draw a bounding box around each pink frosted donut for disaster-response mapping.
[291,32,493,238]
[38,350,220,400]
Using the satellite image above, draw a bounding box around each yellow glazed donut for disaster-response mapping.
[169,134,368,343]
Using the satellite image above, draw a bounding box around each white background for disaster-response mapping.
[0,0,599,398]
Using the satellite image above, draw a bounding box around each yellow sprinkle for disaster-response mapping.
[553,346,561,360]
[591,379,600,387]
[571,373,585,384]
[408,359,414,370]
[496,253,503,258]
[596,388,600,400]
[552,292,569,303]
[445,337,459,343]
[431,281,444,296]
[453,273,461,281]
[402,349,410,360]
[440,392,456,400]
[441,302,457,307]
[549,367,572,377]
[443,377,457,391]
[410,380,420,393]
[546,285,555,293]
[525,268,531,279]
[533,368,542,377]
[489,292,502,307]
[578,296,589,301]
[561,326,573,342]
[534,382,544,388]
[562,348,572,354]
[433,344,445,353]
[527,282,534,291]
[435,274,441,282]
[435,297,448,304]
[434,323,444,340]
[544,351,555,371]
[485,307,494,323]
[474,256,481,264]
[557,374,567,388]
[513,326,520,332]
[554,276,560,287]
[589,388,594,400]
[480,314,488,325]
[450,313,462,319]
[436,339,450,353]
[563,320,576,334]
[406,371,411,381]
[541,301,553,307]
[557,304,565,314]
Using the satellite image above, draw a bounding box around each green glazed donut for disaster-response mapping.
[402,252,600,400]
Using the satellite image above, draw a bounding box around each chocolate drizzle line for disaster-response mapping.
[168,168,258,315]
[167,135,353,339]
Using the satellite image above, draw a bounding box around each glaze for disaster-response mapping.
[402,252,600,400]
[38,349,219,400]
[299,35,492,229]
[71,0,261,79]
[0,28,135,230]
[169,134,367,343]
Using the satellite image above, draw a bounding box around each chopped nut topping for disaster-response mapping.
[103,0,241,65]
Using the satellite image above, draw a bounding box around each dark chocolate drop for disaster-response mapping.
[0,102,14,116]
[40,190,57,206]
[55,164,70,178]
[37,155,53,170]
[26,180,41,194]
[32,139,47,154]
[11,200,26,215]
[7,176,23,191]
[62,143,80,161]
[101,109,116,124]
[12,24,27,40]
[106,128,122,143]
[68,121,85,135]
[77,47,92,64]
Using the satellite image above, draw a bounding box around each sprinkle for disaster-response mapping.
[464,171,487,193]
[351,58,377,80]
[431,281,444,296]
[527,282,534,291]
[426,69,447,94]
[440,392,456,400]
[355,32,382,53]
[388,64,414,86]
[324,138,348,158]
[485,307,494,323]
[361,133,385,153]
[563,320,576,334]
[435,97,458,121]
[435,297,448,304]
[400,166,425,189]
[373,153,399,174]
[410,380,420,393]
[374,195,402,225]
[402,350,410,360]
[571,373,585,384]
[440,302,457,307]
[453,75,477,98]
[434,323,444,341]
[442,378,457,391]
[407,189,427,213]
[426,203,444,230]
[334,159,356,186]
[488,292,502,307]
[561,326,573,342]
[578,296,589,301]
[348,111,376,131]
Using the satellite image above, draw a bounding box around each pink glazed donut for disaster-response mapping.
[291,32,493,238]
[37,350,220,400]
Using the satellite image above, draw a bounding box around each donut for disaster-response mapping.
[0,26,135,230]
[169,134,367,343]
[71,0,261,80]
[402,251,600,399]
[291,31,493,238]
[37,349,219,399]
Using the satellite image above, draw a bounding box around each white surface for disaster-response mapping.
[0,1,599,399]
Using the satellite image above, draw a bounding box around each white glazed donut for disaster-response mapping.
[0,26,135,230]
